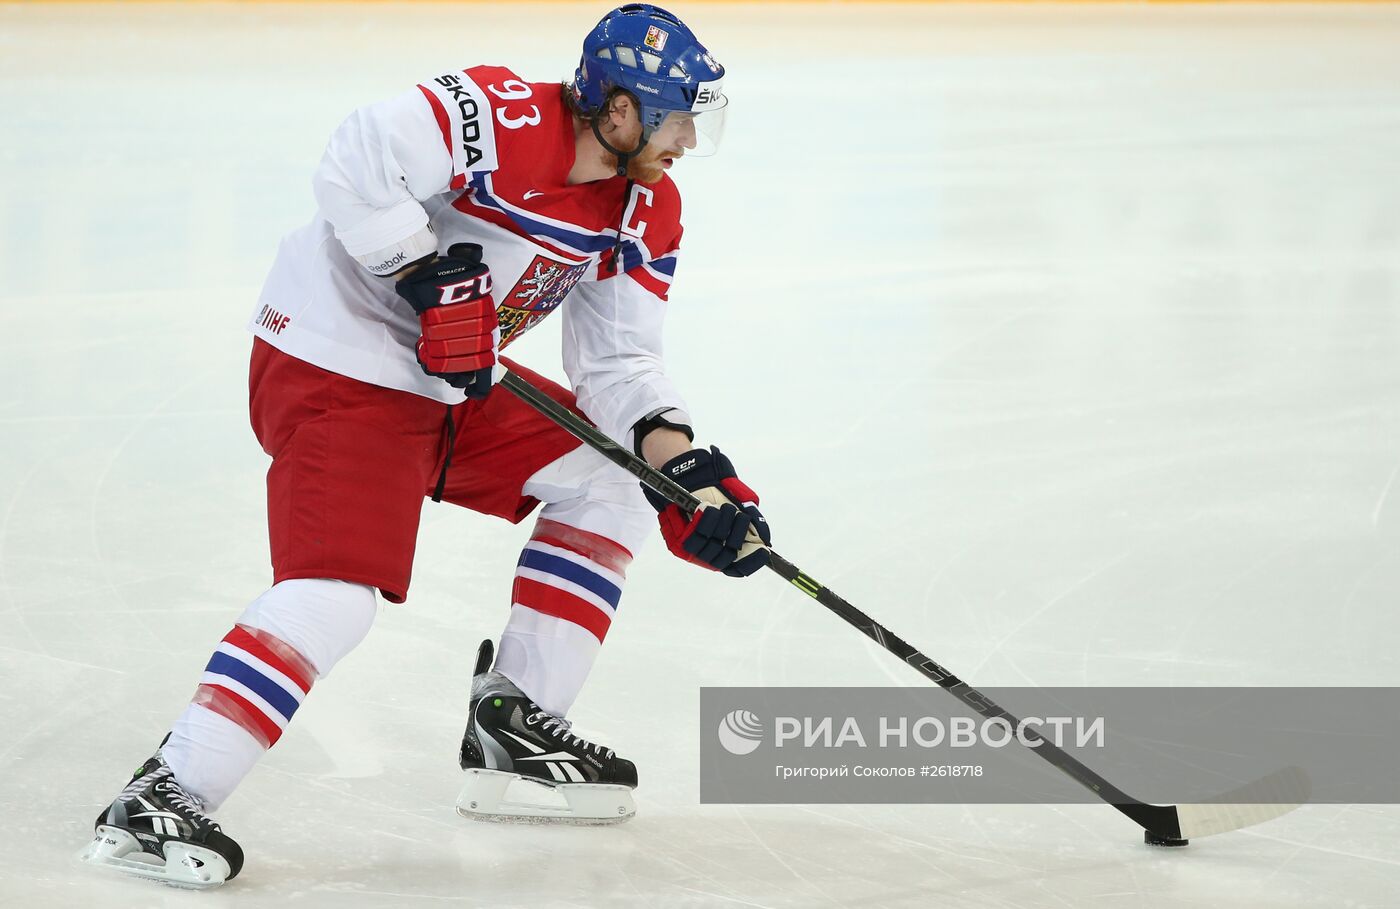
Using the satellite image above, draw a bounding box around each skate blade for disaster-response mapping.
[455,768,636,826]
[77,826,231,890]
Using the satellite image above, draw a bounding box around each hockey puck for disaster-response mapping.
[1143,830,1189,847]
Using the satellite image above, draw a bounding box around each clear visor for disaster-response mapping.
[651,94,728,158]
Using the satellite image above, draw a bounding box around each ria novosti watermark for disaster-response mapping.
[717,708,1104,755]
[701,687,1400,805]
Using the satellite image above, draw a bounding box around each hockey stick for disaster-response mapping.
[499,370,1308,845]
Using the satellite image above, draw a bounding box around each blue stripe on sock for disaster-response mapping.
[204,652,300,721]
[517,549,623,609]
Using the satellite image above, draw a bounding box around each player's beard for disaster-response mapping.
[628,150,673,184]
[601,143,679,184]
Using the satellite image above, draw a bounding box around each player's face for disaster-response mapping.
[602,96,697,184]
[623,113,695,184]
[650,113,699,166]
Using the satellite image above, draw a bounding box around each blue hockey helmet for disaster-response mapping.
[570,4,728,157]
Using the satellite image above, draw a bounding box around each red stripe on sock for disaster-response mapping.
[223,625,314,693]
[512,577,613,643]
[193,684,282,748]
[531,519,633,575]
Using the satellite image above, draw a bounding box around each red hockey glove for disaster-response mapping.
[394,243,499,399]
[643,446,771,578]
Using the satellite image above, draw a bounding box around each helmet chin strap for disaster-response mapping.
[590,115,650,177]
[591,115,653,275]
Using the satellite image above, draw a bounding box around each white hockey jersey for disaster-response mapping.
[249,64,689,444]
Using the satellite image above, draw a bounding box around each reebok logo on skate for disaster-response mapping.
[500,729,589,784]
[717,709,763,756]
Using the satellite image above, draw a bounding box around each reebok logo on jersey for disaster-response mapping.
[368,251,407,275]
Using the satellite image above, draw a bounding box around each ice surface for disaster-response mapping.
[2,2,1398,906]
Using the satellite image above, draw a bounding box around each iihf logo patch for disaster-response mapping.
[644,25,668,51]
[256,304,291,335]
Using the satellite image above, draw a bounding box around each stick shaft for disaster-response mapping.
[498,370,1173,834]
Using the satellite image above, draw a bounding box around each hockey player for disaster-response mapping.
[79,4,769,889]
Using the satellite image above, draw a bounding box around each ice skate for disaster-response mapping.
[77,749,243,889]
[457,640,637,825]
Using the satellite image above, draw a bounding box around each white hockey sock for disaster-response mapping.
[496,605,603,718]
[497,515,635,717]
[161,579,377,811]
[161,704,265,812]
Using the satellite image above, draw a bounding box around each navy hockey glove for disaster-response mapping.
[394,243,499,398]
[644,446,771,578]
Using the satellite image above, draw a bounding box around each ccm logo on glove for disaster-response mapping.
[644,446,771,578]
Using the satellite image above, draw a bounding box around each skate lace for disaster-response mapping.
[528,710,614,759]
[120,755,219,832]
[119,765,169,801]
[159,782,206,819]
